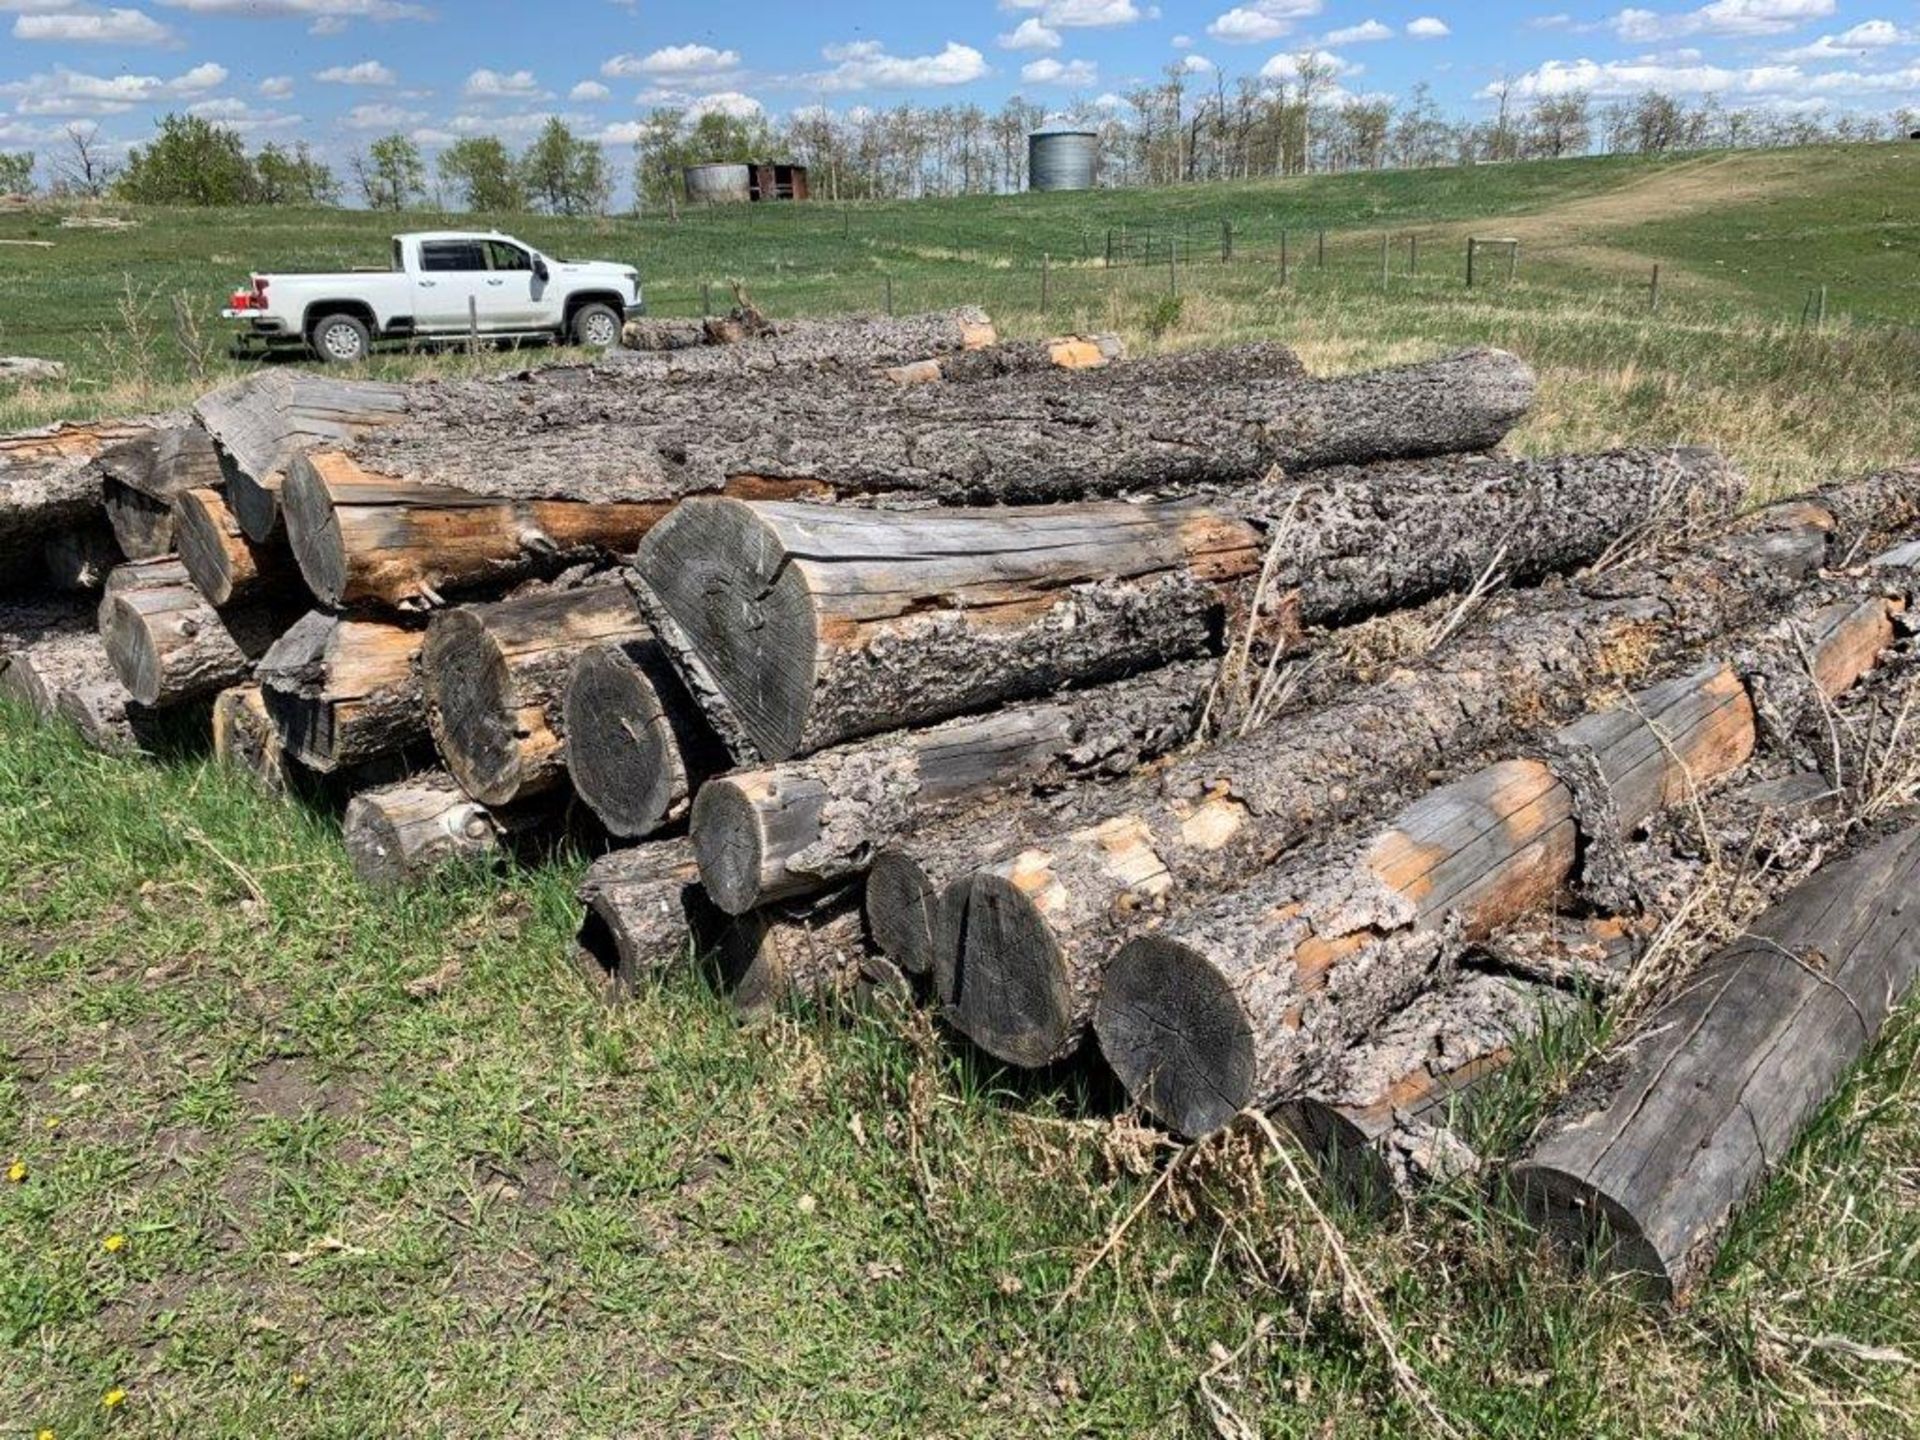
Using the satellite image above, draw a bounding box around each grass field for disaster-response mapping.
[4,143,1920,1437]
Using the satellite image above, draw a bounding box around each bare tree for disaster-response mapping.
[57,124,116,198]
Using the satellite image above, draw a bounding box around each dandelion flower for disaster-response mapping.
[38,1429,55,1440]
[6,1160,25,1184]
[102,1388,126,1409]
[104,1234,127,1254]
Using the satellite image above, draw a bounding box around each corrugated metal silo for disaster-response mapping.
[684,163,752,204]
[1029,130,1097,192]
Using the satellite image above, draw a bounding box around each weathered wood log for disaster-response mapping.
[98,424,222,560]
[1279,971,1580,1203]
[194,372,411,541]
[920,481,1907,1070]
[573,839,702,997]
[342,772,504,887]
[561,631,729,840]
[694,659,1213,915]
[1,416,163,584]
[280,450,682,610]
[879,334,1126,385]
[174,485,298,607]
[1513,819,1920,1302]
[617,306,995,367]
[212,684,291,794]
[1094,570,1907,1135]
[41,521,120,592]
[1,604,159,753]
[257,611,428,772]
[96,556,280,707]
[686,889,871,1018]
[421,581,652,806]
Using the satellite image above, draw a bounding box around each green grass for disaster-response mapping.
[4,142,1920,1435]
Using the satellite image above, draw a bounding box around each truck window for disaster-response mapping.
[484,241,532,272]
[420,241,488,273]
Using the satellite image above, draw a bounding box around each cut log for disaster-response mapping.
[98,425,222,560]
[257,611,428,772]
[342,772,504,887]
[1279,971,1579,1204]
[1,606,158,754]
[174,485,297,607]
[281,450,676,610]
[686,889,870,1018]
[212,684,291,794]
[695,658,1212,915]
[561,630,729,840]
[879,334,1126,385]
[1513,819,1920,1303]
[41,521,120,592]
[924,481,1907,1071]
[573,839,702,997]
[2,416,163,584]
[1094,563,1907,1136]
[194,372,411,541]
[96,556,280,707]
[421,581,653,806]
[52,679,157,754]
[616,306,995,369]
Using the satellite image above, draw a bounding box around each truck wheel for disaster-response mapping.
[311,313,370,365]
[571,303,621,349]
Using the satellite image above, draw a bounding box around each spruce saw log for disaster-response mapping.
[257,611,428,772]
[1,415,164,583]
[174,485,298,607]
[574,839,702,997]
[878,334,1128,385]
[616,306,995,367]
[686,889,871,1018]
[1512,818,1920,1303]
[98,424,222,560]
[97,556,280,707]
[343,771,507,888]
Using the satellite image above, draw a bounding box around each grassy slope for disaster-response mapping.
[3,143,1920,1437]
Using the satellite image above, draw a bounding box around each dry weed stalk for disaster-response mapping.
[1199,477,1303,741]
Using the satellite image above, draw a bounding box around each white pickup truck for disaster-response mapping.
[224,230,643,364]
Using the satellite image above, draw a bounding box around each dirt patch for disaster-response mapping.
[239,1057,361,1121]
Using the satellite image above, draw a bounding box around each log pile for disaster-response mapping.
[4,308,1916,1307]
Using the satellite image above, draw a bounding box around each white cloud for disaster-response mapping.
[602,44,742,80]
[258,74,294,97]
[1497,52,1920,97]
[1775,19,1913,58]
[809,40,989,91]
[342,100,424,128]
[0,59,226,115]
[156,0,428,25]
[1021,56,1099,84]
[688,90,762,119]
[1529,12,1573,26]
[1608,0,1834,43]
[1206,0,1322,44]
[1178,52,1216,70]
[1001,0,1147,29]
[569,79,611,101]
[998,16,1062,49]
[1407,16,1451,36]
[1324,18,1393,43]
[1172,31,1193,46]
[314,60,395,86]
[464,67,549,98]
[13,7,177,44]
[186,96,302,132]
[1260,47,1359,80]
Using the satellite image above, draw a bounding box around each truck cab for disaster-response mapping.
[225,230,643,364]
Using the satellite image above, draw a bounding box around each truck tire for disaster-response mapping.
[570,303,622,350]
[311,313,371,365]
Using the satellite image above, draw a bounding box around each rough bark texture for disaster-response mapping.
[878,334,1126,385]
[257,610,429,772]
[342,771,503,887]
[695,659,1214,915]
[212,683,291,793]
[1513,819,1920,1303]
[911,490,1844,1069]
[1,416,165,583]
[421,580,652,806]
[1093,556,1909,1136]
[97,556,280,707]
[686,888,871,1018]
[98,424,222,560]
[573,839,702,998]
[174,485,298,607]
[616,307,995,370]
[562,630,730,841]
[2,600,157,752]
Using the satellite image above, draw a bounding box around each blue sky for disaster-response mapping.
[2,0,1915,167]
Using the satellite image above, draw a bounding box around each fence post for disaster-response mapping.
[1649,264,1661,312]
[1380,233,1390,289]
[1041,252,1050,312]
[1466,237,1478,289]
[1409,234,1418,277]
[1317,229,1326,268]
[1168,239,1178,296]
[1105,227,1114,268]
[467,294,479,357]
[701,280,712,317]
[1508,242,1519,283]
[885,274,893,316]
[1280,229,1289,287]
[842,204,850,239]
[1816,284,1828,331]
[1221,218,1232,263]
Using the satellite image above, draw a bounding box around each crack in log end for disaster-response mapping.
[1098,933,1260,1139]
[866,848,942,976]
[944,869,1079,1067]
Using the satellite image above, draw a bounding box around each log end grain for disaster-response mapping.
[343,774,501,887]
[690,770,832,915]
[865,848,942,976]
[563,637,716,840]
[936,870,1078,1068]
[1511,1165,1674,1300]
[421,607,523,806]
[1095,934,1258,1139]
[281,451,352,607]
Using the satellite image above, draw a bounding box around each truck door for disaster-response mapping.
[482,239,544,327]
[413,238,489,331]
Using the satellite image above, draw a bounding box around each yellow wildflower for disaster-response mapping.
[292,1372,310,1392]
[6,1160,25,1184]
[103,1234,127,1254]
[38,1429,55,1440]
[102,1388,127,1409]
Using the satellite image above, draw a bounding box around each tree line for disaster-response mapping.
[1,83,1914,213]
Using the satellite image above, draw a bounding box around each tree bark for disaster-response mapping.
[420,580,653,806]
[342,771,504,888]
[878,334,1126,385]
[1,415,163,584]
[1,606,157,754]
[1512,819,1920,1304]
[686,888,871,1019]
[257,610,429,772]
[174,485,298,607]
[697,659,1213,915]
[1094,559,1909,1137]
[212,684,291,793]
[922,480,1908,1072]
[617,306,996,368]
[98,424,222,560]
[574,839,702,998]
[562,629,730,840]
[96,556,280,707]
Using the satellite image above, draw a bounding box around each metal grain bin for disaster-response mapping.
[684,163,752,204]
[1029,130,1097,192]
